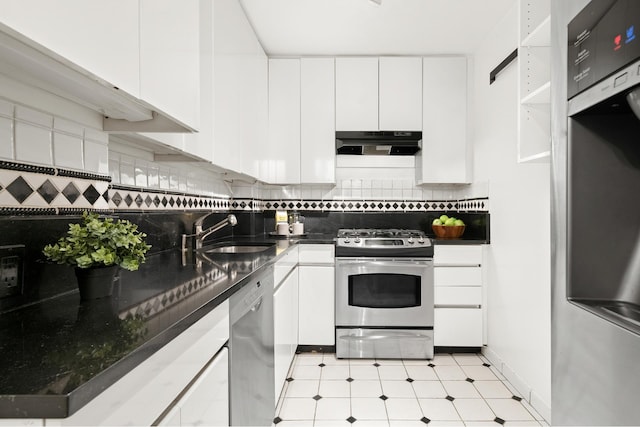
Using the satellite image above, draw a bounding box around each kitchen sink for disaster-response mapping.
[203,244,273,254]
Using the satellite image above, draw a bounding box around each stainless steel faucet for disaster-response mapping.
[181,213,238,252]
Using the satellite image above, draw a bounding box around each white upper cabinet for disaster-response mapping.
[139,0,200,131]
[335,57,379,131]
[300,58,336,184]
[265,58,301,184]
[0,0,140,97]
[378,57,422,131]
[417,56,470,184]
[0,0,199,132]
[213,0,267,176]
[336,57,422,131]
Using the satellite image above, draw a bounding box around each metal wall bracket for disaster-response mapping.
[489,48,518,84]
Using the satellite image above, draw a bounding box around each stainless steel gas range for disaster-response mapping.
[335,228,434,359]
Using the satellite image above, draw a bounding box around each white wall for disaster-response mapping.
[471,2,551,419]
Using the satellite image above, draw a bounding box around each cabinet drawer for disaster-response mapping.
[434,245,482,265]
[298,244,334,264]
[434,308,482,347]
[434,266,482,287]
[274,246,299,286]
[434,287,481,306]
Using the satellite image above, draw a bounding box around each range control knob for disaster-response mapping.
[407,237,415,244]
[344,237,350,243]
[354,237,361,243]
[418,236,425,244]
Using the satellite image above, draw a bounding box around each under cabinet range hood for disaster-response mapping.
[336,131,422,155]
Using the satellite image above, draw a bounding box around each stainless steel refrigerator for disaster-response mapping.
[552,0,640,424]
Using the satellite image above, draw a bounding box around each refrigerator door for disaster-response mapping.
[552,1,640,424]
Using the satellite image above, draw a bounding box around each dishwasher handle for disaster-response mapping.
[250,297,263,312]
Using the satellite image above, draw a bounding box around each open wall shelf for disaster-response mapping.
[517,0,551,164]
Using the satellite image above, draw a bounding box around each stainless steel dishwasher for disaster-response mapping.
[228,264,274,426]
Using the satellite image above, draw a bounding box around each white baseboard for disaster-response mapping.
[482,346,551,423]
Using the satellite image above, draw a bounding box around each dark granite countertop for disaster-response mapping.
[0,235,314,419]
[0,231,486,419]
[431,238,489,245]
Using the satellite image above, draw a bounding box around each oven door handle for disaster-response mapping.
[339,332,433,341]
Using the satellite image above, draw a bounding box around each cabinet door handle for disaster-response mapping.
[434,304,481,309]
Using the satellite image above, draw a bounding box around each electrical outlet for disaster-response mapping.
[0,245,24,298]
[1,256,19,288]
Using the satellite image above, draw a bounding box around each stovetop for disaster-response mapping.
[335,228,433,258]
[337,228,426,239]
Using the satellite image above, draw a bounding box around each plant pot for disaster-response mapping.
[74,265,119,301]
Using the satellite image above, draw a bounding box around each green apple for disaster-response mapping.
[432,218,443,226]
[439,215,449,223]
[444,218,456,226]
[454,219,465,226]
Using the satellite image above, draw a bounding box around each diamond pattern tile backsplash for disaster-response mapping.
[0,160,489,216]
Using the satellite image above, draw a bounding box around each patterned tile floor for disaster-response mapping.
[274,352,549,427]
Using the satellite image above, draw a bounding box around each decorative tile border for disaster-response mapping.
[108,185,231,212]
[261,197,489,213]
[0,161,110,212]
[0,161,489,215]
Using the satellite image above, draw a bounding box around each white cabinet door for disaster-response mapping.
[434,267,482,287]
[417,57,470,184]
[298,265,335,346]
[300,58,335,184]
[139,0,199,131]
[434,244,482,266]
[0,0,140,97]
[213,0,266,176]
[176,348,229,427]
[241,50,268,179]
[434,308,483,347]
[335,57,379,131]
[378,57,422,131]
[266,58,301,184]
[274,268,299,404]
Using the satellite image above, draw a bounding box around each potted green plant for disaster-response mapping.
[43,211,151,300]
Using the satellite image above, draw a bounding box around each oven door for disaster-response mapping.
[335,257,433,327]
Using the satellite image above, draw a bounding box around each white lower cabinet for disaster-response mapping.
[298,245,335,346]
[159,348,229,427]
[434,309,483,347]
[274,267,299,404]
[46,301,230,426]
[433,245,485,347]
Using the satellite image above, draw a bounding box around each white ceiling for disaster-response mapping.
[239,0,515,56]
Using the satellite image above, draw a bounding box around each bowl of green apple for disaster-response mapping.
[431,215,465,239]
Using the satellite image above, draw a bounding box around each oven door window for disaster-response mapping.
[348,273,421,308]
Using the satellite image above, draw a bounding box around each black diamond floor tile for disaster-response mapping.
[346,377,354,382]
[273,416,282,424]
[346,416,356,424]
[421,417,431,424]
[494,417,505,425]
[379,395,388,401]
[312,395,322,401]
[446,395,455,401]
[466,378,475,383]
